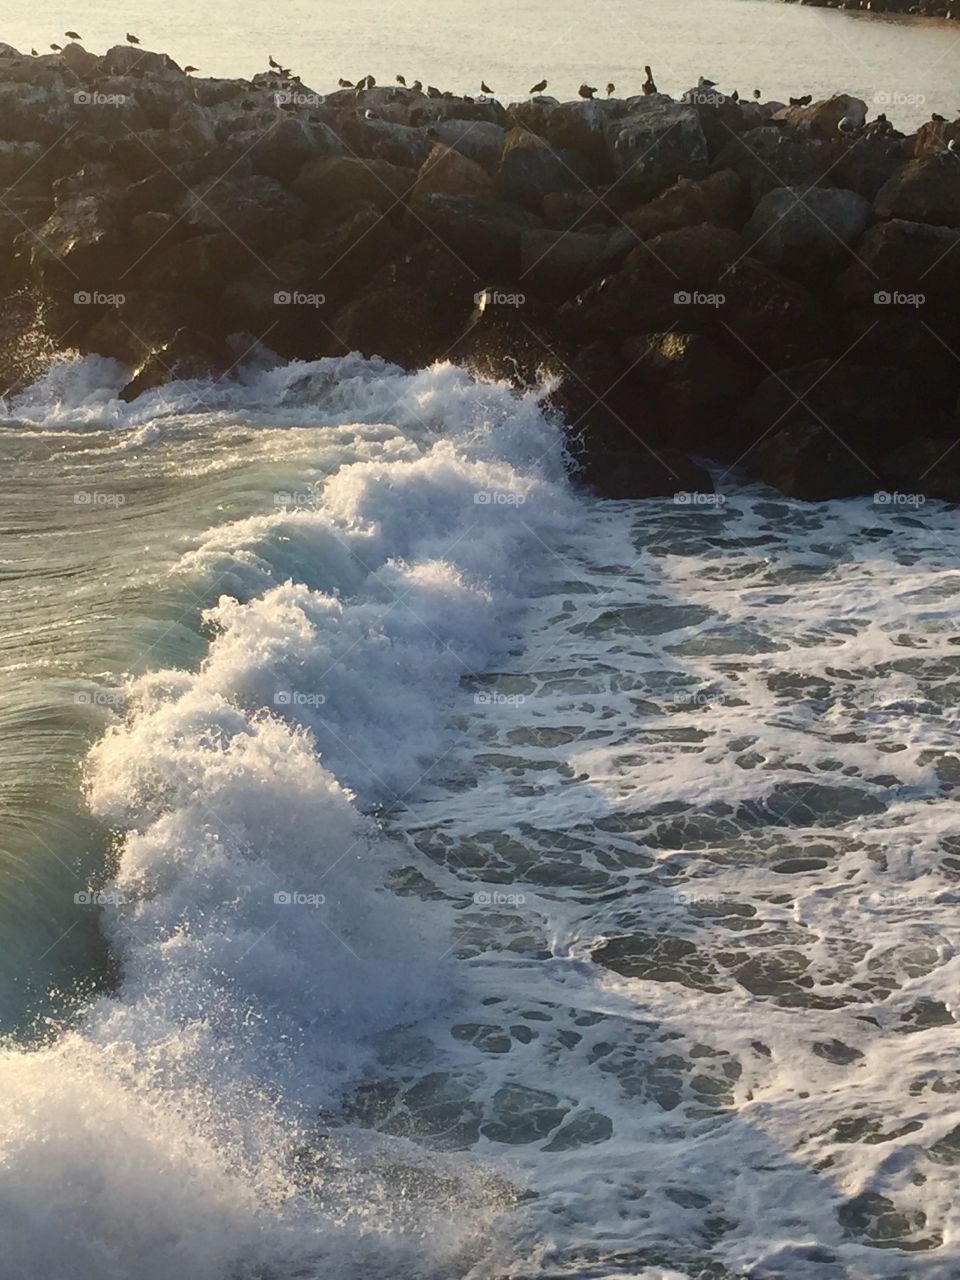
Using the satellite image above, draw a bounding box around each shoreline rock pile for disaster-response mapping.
[2,40,960,501]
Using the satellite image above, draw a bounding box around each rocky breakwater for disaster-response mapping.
[1,41,960,502]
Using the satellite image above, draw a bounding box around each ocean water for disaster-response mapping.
[0,352,958,1278]
[6,0,960,129]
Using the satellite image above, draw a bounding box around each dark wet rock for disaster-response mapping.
[179,174,306,252]
[621,331,757,420]
[720,258,835,368]
[743,186,870,274]
[714,126,829,205]
[500,127,594,211]
[772,93,867,140]
[447,302,562,387]
[544,97,621,168]
[578,446,715,501]
[330,281,469,368]
[835,219,960,310]
[883,438,960,503]
[294,155,415,216]
[542,189,617,230]
[100,44,182,77]
[409,192,542,276]
[519,227,631,298]
[428,119,506,172]
[624,168,744,239]
[832,134,910,203]
[118,327,233,401]
[415,143,495,198]
[247,115,344,184]
[748,423,880,499]
[875,157,960,230]
[606,96,709,199]
[505,95,560,138]
[626,222,743,288]
[340,113,432,170]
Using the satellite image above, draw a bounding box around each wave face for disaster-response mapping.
[0,355,573,1280]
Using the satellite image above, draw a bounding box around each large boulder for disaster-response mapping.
[247,115,344,184]
[542,190,616,230]
[621,330,756,414]
[578,446,716,500]
[875,158,960,229]
[519,228,631,298]
[835,219,960,309]
[748,423,878,500]
[742,359,917,459]
[605,96,708,199]
[429,119,506,171]
[720,258,835,367]
[500,128,594,210]
[294,155,414,217]
[179,174,306,252]
[330,283,468,367]
[118,327,233,401]
[626,223,743,290]
[772,93,867,140]
[714,126,829,205]
[100,44,182,77]
[339,114,432,169]
[624,168,743,239]
[415,143,495,198]
[408,193,542,276]
[545,98,621,169]
[884,437,960,502]
[743,186,870,273]
[914,119,960,159]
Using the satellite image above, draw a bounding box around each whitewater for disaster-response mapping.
[0,352,958,1280]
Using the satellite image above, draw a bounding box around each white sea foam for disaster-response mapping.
[0,355,571,1279]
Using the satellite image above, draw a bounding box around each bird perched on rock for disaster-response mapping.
[932,112,947,123]
[606,82,615,96]
[49,43,62,52]
[338,77,353,88]
[183,65,198,74]
[427,84,442,98]
[529,78,547,95]
[838,115,858,135]
[753,88,761,100]
[731,89,739,102]
[64,30,82,41]
[481,80,493,94]
[697,76,716,89]
[642,65,657,94]
[126,32,139,44]
[579,83,597,99]
[366,74,376,87]
[396,73,406,85]
[30,47,38,55]
[411,79,422,92]
[268,55,281,69]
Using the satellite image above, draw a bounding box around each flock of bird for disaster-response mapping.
[34,31,198,73]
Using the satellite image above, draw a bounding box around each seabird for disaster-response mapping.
[366,73,376,87]
[427,85,442,98]
[642,65,657,95]
[606,82,615,96]
[697,76,717,89]
[30,47,38,55]
[411,79,422,92]
[183,65,198,74]
[396,73,406,85]
[64,30,82,40]
[753,88,761,100]
[838,115,857,135]
[481,80,493,94]
[364,108,375,119]
[338,77,354,88]
[268,55,281,69]
[932,112,947,123]
[49,43,62,52]
[126,32,139,44]
[731,89,739,102]
[529,78,547,95]
[579,83,596,99]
